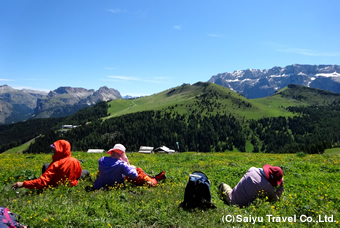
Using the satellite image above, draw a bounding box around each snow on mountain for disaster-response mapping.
[208,64,340,99]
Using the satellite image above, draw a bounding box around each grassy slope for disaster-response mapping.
[254,85,340,109]
[106,83,302,120]
[106,84,203,117]
[106,83,340,121]
[4,83,339,155]
[4,140,35,154]
[325,147,340,155]
[0,152,338,227]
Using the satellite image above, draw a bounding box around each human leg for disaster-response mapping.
[126,167,159,187]
[79,170,91,181]
[219,183,232,205]
[42,163,50,174]
[155,171,166,182]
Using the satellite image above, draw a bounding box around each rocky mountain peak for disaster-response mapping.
[0,85,122,124]
[84,86,122,104]
[51,87,94,99]
[0,85,16,94]
[208,64,340,99]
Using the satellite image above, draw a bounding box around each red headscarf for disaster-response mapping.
[263,164,283,187]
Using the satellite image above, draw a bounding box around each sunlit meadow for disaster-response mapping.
[0,151,339,227]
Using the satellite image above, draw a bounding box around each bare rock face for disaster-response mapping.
[208,64,340,99]
[82,86,121,105]
[0,85,47,123]
[0,85,122,124]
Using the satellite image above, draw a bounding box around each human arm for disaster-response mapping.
[22,164,57,189]
[275,178,284,199]
[122,164,138,180]
[12,182,24,189]
[265,178,284,201]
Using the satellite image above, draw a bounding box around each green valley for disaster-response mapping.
[1,82,340,155]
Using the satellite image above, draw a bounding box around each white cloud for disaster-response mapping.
[208,34,223,38]
[0,79,13,81]
[106,9,127,14]
[132,9,147,19]
[106,8,147,19]
[266,42,339,57]
[12,86,50,93]
[174,25,182,30]
[108,76,140,81]
[277,47,339,57]
[106,75,171,84]
[104,67,116,70]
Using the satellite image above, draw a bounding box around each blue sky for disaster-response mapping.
[1,0,339,96]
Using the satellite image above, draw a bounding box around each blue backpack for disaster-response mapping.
[0,207,27,228]
[179,171,216,210]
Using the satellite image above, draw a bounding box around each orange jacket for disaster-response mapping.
[125,167,158,187]
[23,140,82,189]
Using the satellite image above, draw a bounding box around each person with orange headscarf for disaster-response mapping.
[12,139,83,190]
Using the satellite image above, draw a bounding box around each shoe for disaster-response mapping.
[219,183,231,204]
[155,171,166,182]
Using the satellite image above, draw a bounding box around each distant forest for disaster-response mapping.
[22,103,340,154]
[0,102,108,153]
[248,105,340,154]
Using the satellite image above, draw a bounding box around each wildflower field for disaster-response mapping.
[0,151,339,227]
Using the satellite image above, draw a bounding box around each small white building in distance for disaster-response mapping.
[138,146,154,154]
[87,149,105,153]
[62,125,79,129]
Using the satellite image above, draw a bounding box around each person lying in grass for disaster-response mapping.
[219,164,284,208]
[12,140,88,190]
[93,144,166,190]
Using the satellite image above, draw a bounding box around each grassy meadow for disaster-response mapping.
[0,151,339,227]
[105,83,303,121]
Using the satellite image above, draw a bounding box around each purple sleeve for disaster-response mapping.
[276,185,284,198]
[265,184,284,201]
[122,164,138,179]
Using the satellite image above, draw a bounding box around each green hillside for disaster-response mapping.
[107,83,340,120]
[107,82,247,117]
[255,84,340,108]
[107,82,291,120]
[2,82,340,155]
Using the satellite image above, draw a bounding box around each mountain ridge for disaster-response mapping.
[1,82,340,154]
[0,85,122,124]
[2,63,340,124]
[208,64,340,99]
[105,82,340,121]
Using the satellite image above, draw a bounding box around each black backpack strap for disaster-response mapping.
[9,212,21,221]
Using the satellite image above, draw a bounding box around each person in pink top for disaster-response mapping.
[219,164,284,208]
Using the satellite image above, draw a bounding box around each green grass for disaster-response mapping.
[105,83,340,122]
[325,148,340,155]
[4,140,34,154]
[0,152,339,227]
[251,84,340,116]
[106,83,302,120]
[106,85,201,118]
